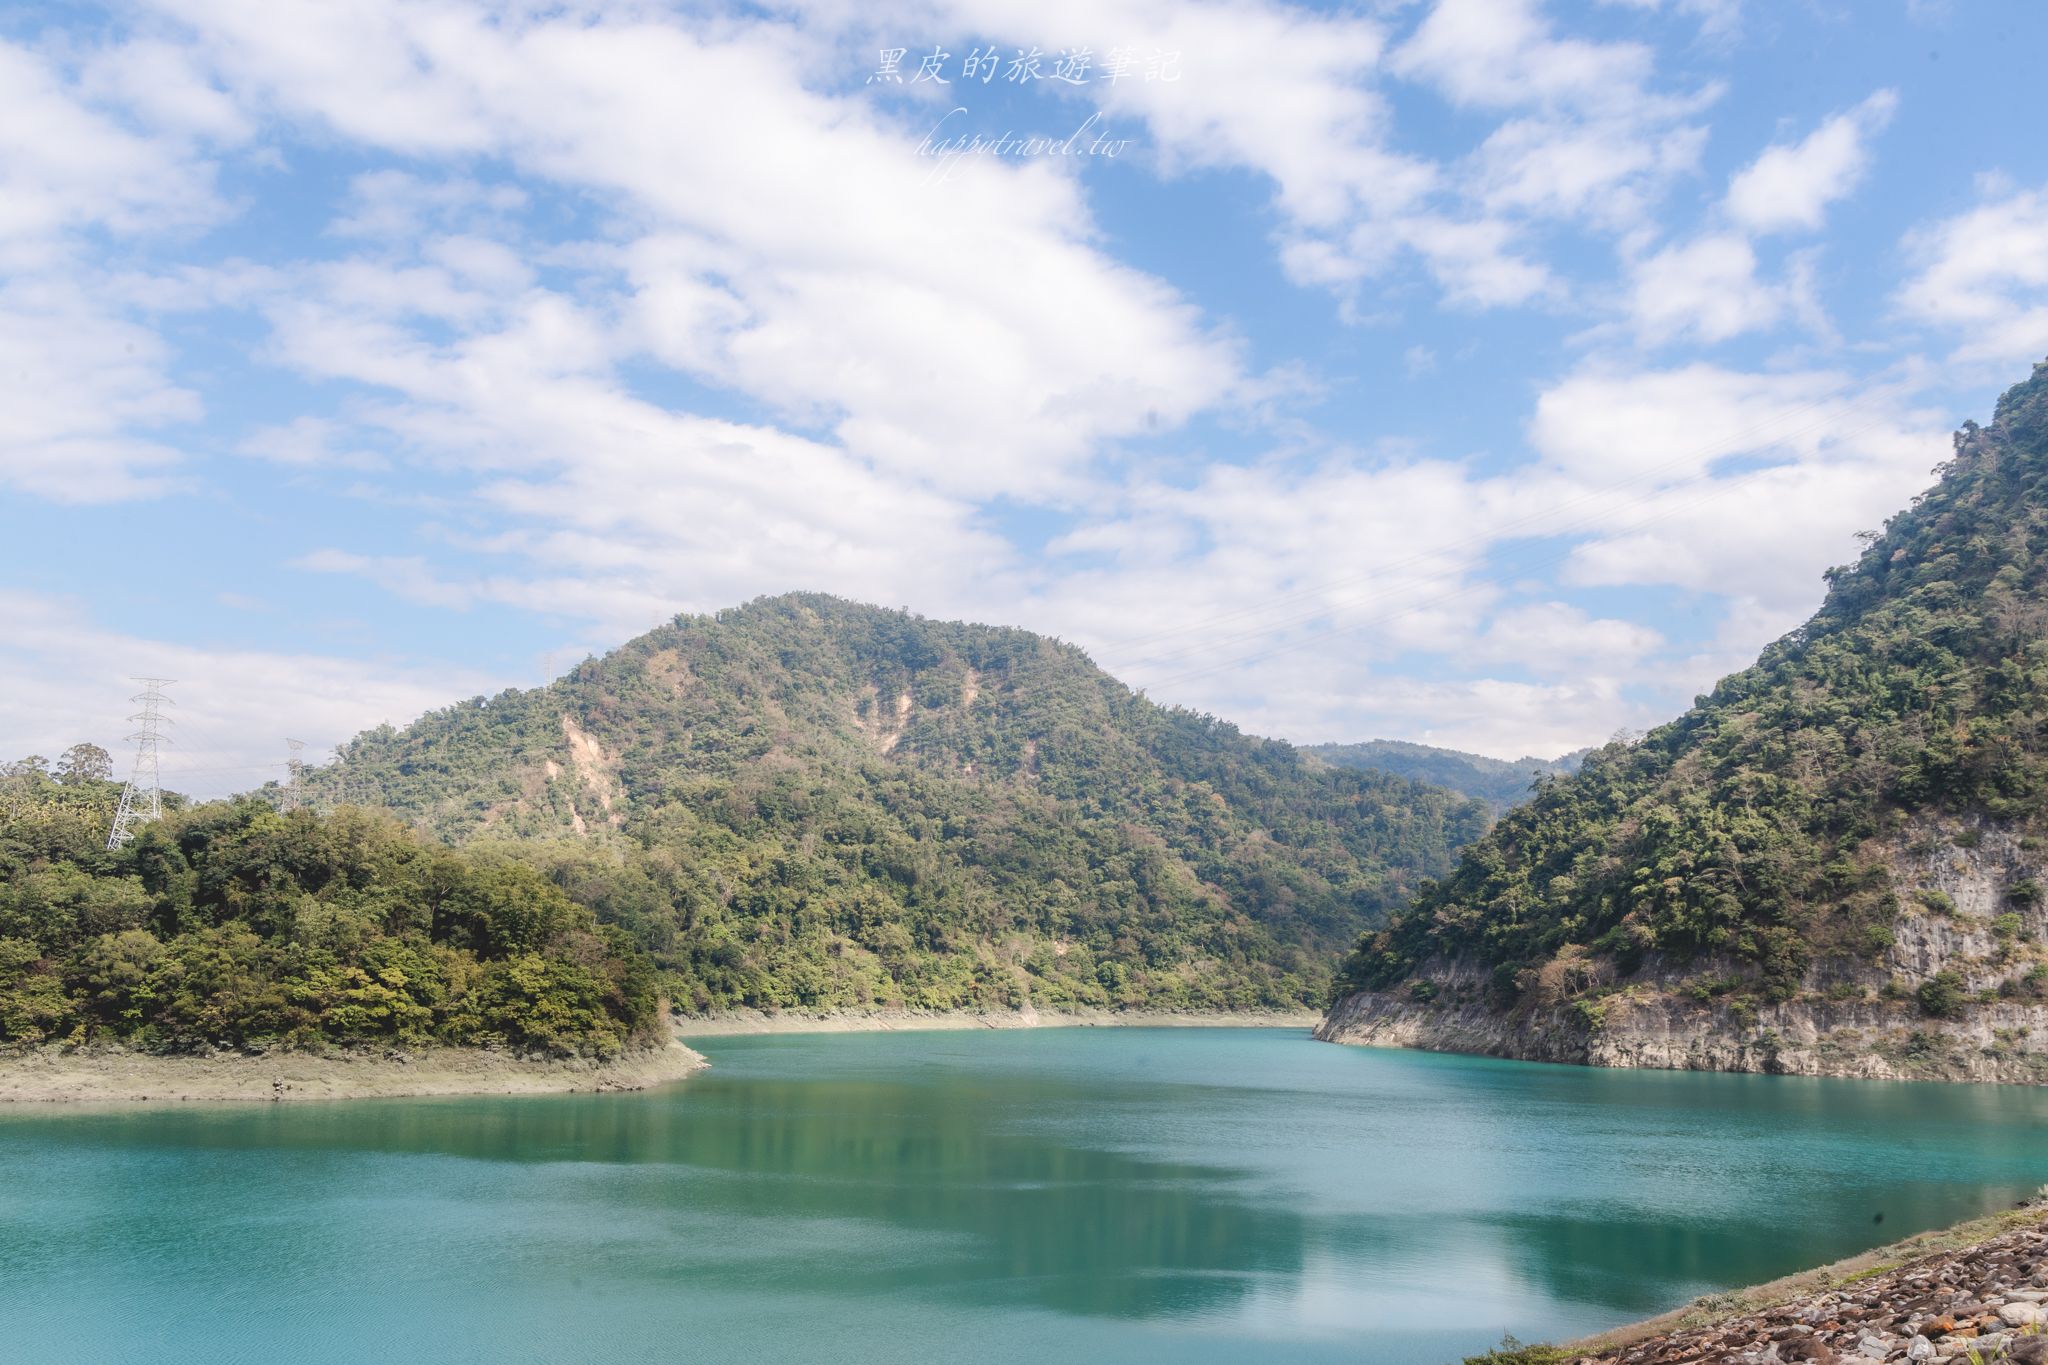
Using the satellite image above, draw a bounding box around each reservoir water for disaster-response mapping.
[3,1028,2046,1364]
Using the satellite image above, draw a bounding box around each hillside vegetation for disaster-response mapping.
[1309,740,1584,816]
[0,774,660,1056]
[313,596,1488,1015]
[1337,362,2048,1033]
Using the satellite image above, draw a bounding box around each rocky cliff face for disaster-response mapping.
[1316,987,2048,1083]
[1319,816,2048,1084]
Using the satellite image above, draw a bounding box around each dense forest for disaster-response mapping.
[1339,362,2048,1014]
[0,767,660,1055]
[1308,740,1585,817]
[305,596,1489,1014]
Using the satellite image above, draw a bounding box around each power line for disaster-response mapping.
[106,678,174,851]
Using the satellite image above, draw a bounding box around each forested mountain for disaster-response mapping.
[311,595,1489,1014]
[1327,363,2048,1080]
[0,775,659,1055]
[1308,740,1584,816]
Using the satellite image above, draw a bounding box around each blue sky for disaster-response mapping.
[4,0,2047,795]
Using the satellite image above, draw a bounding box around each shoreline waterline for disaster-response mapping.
[670,1006,1324,1037]
[0,1038,707,1105]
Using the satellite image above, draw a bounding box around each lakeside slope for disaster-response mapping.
[0,1039,706,1105]
[1540,1201,2048,1364]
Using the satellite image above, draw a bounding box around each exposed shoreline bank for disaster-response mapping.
[0,1039,707,1106]
[0,1009,1316,1103]
[1318,986,2048,1085]
[673,1006,1323,1037]
[1552,1200,2048,1363]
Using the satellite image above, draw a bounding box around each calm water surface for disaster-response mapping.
[3,1028,2047,1364]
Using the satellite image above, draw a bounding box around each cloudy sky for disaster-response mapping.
[3,0,2046,796]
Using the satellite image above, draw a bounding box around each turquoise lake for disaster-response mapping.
[3,1028,2047,1364]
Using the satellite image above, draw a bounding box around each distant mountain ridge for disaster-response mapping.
[1308,740,1584,816]
[313,594,1489,1015]
[1321,361,2048,1083]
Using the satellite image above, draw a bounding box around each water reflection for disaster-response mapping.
[0,1068,1328,1325]
[2,1029,2047,1365]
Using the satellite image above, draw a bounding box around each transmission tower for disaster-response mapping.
[328,746,357,812]
[282,738,307,813]
[106,678,174,851]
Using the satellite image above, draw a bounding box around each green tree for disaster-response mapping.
[56,744,113,786]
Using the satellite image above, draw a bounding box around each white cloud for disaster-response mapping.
[1532,362,1878,480]
[1472,114,1707,229]
[841,0,1455,304]
[75,37,253,143]
[252,248,1021,638]
[329,170,528,242]
[1623,233,1786,344]
[238,416,389,471]
[294,551,475,611]
[1023,357,1946,751]
[1468,602,1664,672]
[0,38,224,265]
[150,0,1241,500]
[1610,90,1896,347]
[1897,178,2048,365]
[1533,361,1947,608]
[1384,0,1719,297]
[0,36,230,500]
[1401,215,1558,307]
[1725,89,1897,234]
[1393,0,1658,112]
[0,590,495,798]
[0,278,200,502]
[877,0,1707,310]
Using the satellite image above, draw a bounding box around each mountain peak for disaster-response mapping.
[311,595,1488,1014]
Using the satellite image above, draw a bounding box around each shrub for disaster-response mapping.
[1917,970,1969,1020]
[1464,1338,1571,1365]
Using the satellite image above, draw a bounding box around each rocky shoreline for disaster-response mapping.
[0,1038,707,1105]
[1553,1205,2048,1364]
[1319,986,2048,1084]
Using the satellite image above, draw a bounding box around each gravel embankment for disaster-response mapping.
[1565,1211,2048,1364]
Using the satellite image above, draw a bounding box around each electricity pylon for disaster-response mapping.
[281,738,307,813]
[106,678,174,850]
